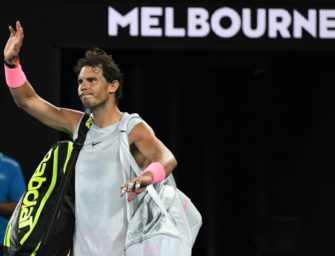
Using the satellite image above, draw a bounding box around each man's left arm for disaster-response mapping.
[130,121,177,178]
[123,121,177,201]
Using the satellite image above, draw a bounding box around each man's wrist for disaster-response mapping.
[4,62,27,88]
[140,162,166,184]
[4,56,19,68]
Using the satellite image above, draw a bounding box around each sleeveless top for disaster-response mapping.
[72,112,142,255]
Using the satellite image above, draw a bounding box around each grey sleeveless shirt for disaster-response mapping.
[72,112,142,255]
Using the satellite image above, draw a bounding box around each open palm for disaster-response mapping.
[4,21,24,62]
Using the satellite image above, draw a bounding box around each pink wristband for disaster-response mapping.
[141,162,166,183]
[4,64,27,88]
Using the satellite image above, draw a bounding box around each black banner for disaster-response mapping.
[45,2,335,51]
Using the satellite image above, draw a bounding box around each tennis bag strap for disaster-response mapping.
[118,113,170,221]
[3,113,92,256]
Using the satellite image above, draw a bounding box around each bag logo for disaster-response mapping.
[18,148,53,230]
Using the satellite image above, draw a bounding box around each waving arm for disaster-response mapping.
[3,21,82,135]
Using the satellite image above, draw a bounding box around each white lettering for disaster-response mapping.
[108,7,139,36]
[187,8,210,37]
[211,7,241,38]
[141,7,163,37]
[165,7,186,37]
[268,9,291,38]
[242,8,266,38]
[319,9,335,38]
[293,10,317,38]
[107,6,335,39]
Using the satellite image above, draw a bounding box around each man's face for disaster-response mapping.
[77,66,117,109]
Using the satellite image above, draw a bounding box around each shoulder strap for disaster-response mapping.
[118,112,142,177]
[74,113,93,149]
[118,112,140,132]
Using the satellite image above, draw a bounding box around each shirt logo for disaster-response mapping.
[92,141,103,146]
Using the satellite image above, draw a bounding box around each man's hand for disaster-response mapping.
[120,174,153,201]
[4,20,24,64]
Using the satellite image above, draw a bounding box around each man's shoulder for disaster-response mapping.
[122,113,143,133]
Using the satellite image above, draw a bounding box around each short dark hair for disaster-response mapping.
[74,47,124,102]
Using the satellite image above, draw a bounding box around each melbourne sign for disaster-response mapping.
[108,6,335,39]
[105,2,335,50]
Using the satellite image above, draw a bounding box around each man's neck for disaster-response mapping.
[91,106,123,128]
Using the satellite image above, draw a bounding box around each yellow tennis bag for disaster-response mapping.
[3,113,92,256]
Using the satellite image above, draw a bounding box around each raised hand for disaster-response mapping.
[4,21,24,63]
